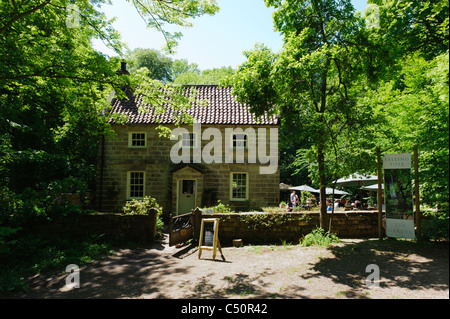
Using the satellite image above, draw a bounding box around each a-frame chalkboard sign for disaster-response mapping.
[198,218,225,261]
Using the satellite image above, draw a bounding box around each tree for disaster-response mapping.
[131,0,219,52]
[369,0,449,61]
[0,0,220,224]
[173,66,235,85]
[126,48,174,82]
[363,0,449,210]
[171,59,201,78]
[367,52,449,209]
[230,0,375,228]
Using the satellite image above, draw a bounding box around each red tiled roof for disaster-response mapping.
[108,85,279,125]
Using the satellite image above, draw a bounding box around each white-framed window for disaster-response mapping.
[128,132,147,148]
[127,171,145,199]
[230,172,248,201]
[232,133,248,150]
[182,132,197,149]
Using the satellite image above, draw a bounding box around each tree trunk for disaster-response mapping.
[318,142,328,229]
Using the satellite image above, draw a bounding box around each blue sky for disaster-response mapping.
[92,0,368,70]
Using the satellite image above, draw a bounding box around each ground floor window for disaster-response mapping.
[231,172,248,200]
[127,171,145,199]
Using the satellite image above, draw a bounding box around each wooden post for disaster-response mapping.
[377,148,384,240]
[414,147,421,241]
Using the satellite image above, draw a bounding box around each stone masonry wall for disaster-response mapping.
[28,211,158,242]
[197,211,381,244]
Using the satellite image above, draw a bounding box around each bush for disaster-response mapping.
[203,200,235,214]
[122,196,162,215]
[300,227,340,247]
[0,177,89,227]
[422,210,449,241]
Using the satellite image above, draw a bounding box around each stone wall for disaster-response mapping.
[196,211,382,244]
[28,210,158,242]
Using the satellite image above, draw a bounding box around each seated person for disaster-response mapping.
[287,201,293,212]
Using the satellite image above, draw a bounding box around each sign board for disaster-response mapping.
[203,221,215,246]
[383,153,415,239]
[198,218,225,261]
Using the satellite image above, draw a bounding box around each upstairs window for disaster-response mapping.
[128,132,147,148]
[232,133,248,150]
[182,133,196,149]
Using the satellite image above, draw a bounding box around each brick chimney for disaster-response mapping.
[116,61,130,75]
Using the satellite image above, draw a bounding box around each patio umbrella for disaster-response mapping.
[279,183,292,190]
[325,188,349,195]
[361,184,384,190]
[288,185,318,193]
[334,173,378,187]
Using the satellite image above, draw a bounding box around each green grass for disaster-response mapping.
[299,227,340,247]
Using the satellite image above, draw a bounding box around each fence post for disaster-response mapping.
[414,147,422,241]
[192,207,203,240]
[377,148,384,240]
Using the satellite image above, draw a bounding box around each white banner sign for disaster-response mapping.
[383,152,411,169]
[383,153,415,239]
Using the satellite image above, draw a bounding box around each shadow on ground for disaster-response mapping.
[22,246,187,299]
[300,239,449,298]
[19,238,449,299]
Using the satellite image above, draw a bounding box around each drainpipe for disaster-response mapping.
[98,134,105,211]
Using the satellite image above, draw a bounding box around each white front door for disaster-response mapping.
[178,180,196,215]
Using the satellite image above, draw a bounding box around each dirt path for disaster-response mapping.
[21,236,449,299]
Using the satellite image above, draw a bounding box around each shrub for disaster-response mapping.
[123,196,162,215]
[203,200,235,214]
[300,227,340,247]
[422,210,449,241]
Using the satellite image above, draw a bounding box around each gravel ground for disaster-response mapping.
[20,235,449,299]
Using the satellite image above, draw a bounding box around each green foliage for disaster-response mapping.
[231,0,376,225]
[122,196,162,215]
[0,226,22,255]
[422,211,449,242]
[203,200,235,214]
[0,177,88,227]
[367,51,449,207]
[130,0,219,52]
[126,48,174,82]
[173,66,235,85]
[241,213,292,231]
[231,0,449,214]
[300,227,340,247]
[368,0,449,61]
[0,0,220,298]
[0,0,222,231]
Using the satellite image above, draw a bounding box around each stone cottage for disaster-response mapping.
[96,85,280,218]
